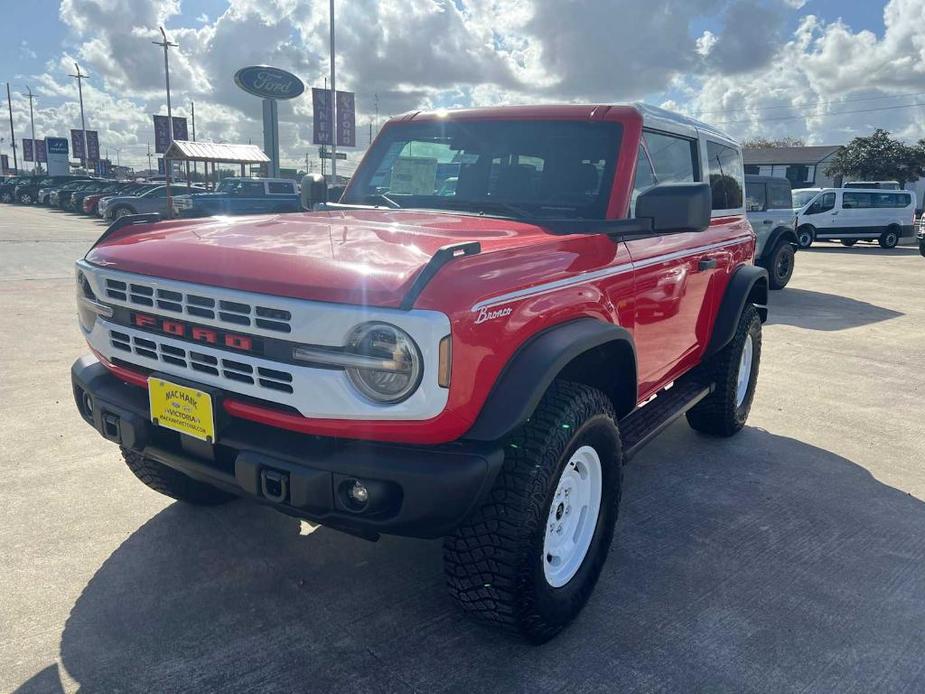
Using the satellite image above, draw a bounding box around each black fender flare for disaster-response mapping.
[758,226,798,264]
[704,264,768,359]
[463,318,637,442]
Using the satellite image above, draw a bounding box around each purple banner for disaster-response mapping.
[154,115,188,153]
[86,131,100,162]
[336,90,356,147]
[71,129,86,159]
[35,139,46,162]
[22,139,33,162]
[157,157,165,175]
[312,88,333,145]
[1,154,9,173]
[96,159,111,176]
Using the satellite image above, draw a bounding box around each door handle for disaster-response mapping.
[698,258,718,271]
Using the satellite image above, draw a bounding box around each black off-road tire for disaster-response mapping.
[879,226,900,249]
[767,242,795,290]
[443,381,623,643]
[121,448,235,505]
[840,239,857,247]
[796,225,814,249]
[686,305,762,437]
[919,239,925,257]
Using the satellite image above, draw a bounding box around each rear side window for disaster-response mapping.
[643,131,696,184]
[268,182,294,194]
[872,192,911,208]
[767,181,792,209]
[705,141,744,211]
[745,182,766,212]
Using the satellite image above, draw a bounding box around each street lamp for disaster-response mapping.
[68,64,89,169]
[23,87,37,174]
[153,26,177,212]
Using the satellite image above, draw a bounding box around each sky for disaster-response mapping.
[3,0,925,174]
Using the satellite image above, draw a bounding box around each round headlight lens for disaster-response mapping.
[345,322,422,404]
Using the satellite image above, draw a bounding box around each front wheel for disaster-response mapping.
[112,206,135,219]
[122,449,235,505]
[687,305,762,437]
[767,242,795,290]
[20,192,33,204]
[796,226,814,249]
[444,381,623,643]
[879,227,900,249]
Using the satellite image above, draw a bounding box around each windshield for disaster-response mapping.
[343,119,623,220]
[792,190,818,208]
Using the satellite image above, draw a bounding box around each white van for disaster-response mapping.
[792,187,916,249]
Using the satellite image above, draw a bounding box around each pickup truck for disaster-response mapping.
[172,177,301,217]
[101,184,203,220]
[71,103,767,643]
[745,175,798,289]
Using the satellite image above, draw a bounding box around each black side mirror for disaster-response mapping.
[635,182,712,233]
[301,174,328,210]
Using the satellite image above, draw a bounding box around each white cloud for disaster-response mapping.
[8,0,925,172]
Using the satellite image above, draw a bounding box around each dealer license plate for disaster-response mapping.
[148,378,215,443]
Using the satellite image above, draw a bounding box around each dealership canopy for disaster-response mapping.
[163,140,270,165]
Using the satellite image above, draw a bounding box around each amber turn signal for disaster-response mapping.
[438,335,452,388]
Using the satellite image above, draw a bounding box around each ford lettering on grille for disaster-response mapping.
[132,312,257,352]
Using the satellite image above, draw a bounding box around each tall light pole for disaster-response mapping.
[190,100,196,180]
[23,87,37,174]
[154,26,177,211]
[146,142,153,174]
[68,63,89,169]
[329,0,337,184]
[6,83,18,172]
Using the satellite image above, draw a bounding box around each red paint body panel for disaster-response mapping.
[85,105,758,445]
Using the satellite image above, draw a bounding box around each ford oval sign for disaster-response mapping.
[234,66,305,100]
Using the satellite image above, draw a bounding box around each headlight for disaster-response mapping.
[76,271,112,332]
[292,322,423,404]
[346,322,422,403]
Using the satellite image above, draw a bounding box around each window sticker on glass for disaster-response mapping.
[390,157,439,195]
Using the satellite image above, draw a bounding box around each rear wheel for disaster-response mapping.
[121,449,235,505]
[112,205,135,219]
[840,239,857,247]
[797,226,814,249]
[444,381,623,643]
[879,226,900,249]
[687,305,762,437]
[767,242,795,290]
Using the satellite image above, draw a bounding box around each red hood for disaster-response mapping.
[85,209,550,307]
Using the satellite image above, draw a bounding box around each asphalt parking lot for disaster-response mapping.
[1,205,924,693]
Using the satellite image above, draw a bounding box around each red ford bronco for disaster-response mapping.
[72,104,767,642]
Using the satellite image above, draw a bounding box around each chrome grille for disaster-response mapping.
[104,278,292,333]
[109,329,294,394]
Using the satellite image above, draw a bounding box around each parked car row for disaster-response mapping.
[1,173,302,220]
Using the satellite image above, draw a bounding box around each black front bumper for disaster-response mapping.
[72,355,503,539]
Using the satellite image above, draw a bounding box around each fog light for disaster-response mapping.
[347,480,369,507]
[82,392,94,417]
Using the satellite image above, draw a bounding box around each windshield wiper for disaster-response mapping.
[364,192,401,209]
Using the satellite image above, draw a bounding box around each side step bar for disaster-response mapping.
[619,378,714,460]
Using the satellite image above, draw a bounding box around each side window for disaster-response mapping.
[268,182,294,194]
[148,187,167,198]
[745,182,766,212]
[807,192,836,214]
[631,145,656,215]
[843,192,871,209]
[643,131,696,183]
[705,141,744,211]
[767,181,792,209]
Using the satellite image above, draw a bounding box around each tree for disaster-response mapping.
[742,136,806,149]
[825,129,925,187]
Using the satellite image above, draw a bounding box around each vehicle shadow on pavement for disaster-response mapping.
[17,424,922,693]
[805,244,921,257]
[767,288,902,331]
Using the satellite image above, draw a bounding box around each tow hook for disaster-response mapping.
[260,468,289,503]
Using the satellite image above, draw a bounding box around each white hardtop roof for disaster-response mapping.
[633,102,738,146]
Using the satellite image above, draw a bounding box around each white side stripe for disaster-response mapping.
[470,236,751,312]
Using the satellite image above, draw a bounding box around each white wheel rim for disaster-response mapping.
[543,445,603,588]
[736,333,754,408]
